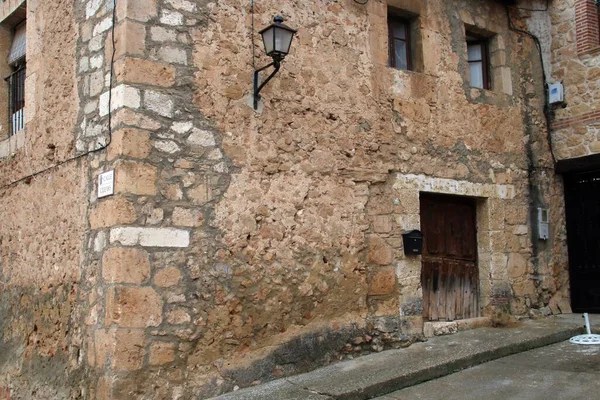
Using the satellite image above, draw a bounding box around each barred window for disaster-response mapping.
[4,20,26,136]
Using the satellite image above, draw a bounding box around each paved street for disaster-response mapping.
[375,340,600,400]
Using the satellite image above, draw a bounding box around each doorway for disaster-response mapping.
[564,170,600,312]
[420,193,479,321]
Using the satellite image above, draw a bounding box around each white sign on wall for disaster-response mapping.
[98,170,115,198]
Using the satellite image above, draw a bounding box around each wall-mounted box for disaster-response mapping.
[548,82,564,104]
[402,230,423,255]
[538,207,549,240]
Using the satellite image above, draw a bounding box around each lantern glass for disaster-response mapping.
[274,26,294,55]
[260,16,297,60]
[262,26,274,55]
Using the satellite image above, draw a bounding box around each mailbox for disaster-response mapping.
[402,230,423,256]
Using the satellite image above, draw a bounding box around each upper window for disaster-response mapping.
[388,16,412,70]
[466,34,490,90]
[6,20,26,135]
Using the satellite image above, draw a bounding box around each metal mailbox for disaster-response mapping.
[402,230,423,256]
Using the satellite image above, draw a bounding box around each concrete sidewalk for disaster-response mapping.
[210,314,598,400]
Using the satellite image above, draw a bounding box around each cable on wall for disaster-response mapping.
[251,0,256,70]
[505,5,557,166]
[0,0,118,190]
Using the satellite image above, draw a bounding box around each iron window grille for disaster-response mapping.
[5,65,25,136]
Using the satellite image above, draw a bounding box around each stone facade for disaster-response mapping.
[545,0,600,159]
[0,0,575,398]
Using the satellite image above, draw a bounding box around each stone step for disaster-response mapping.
[209,314,596,400]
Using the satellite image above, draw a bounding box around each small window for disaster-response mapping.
[466,34,490,90]
[388,16,412,70]
[5,20,26,135]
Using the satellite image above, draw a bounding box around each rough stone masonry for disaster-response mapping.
[0,0,574,398]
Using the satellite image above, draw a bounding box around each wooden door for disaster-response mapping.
[564,170,600,312]
[420,194,479,321]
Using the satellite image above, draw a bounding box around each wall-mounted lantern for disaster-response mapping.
[253,15,297,110]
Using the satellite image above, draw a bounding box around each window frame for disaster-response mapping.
[388,15,412,71]
[4,19,26,136]
[466,34,491,90]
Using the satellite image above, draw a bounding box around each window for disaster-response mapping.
[5,20,26,135]
[388,16,411,70]
[466,34,490,90]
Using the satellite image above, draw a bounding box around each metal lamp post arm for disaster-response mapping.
[253,60,281,110]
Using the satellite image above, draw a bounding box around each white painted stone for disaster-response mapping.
[89,70,105,97]
[171,121,193,134]
[90,54,104,70]
[109,227,142,246]
[76,140,86,152]
[157,46,188,65]
[86,0,103,19]
[166,0,196,12]
[110,227,190,248]
[167,294,186,303]
[207,148,223,160]
[99,85,142,117]
[151,26,177,42]
[139,228,190,247]
[94,230,108,252]
[187,128,215,146]
[93,17,113,36]
[213,162,228,173]
[84,100,98,115]
[85,123,103,138]
[155,140,180,154]
[160,10,184,26]
[144,90,174,118]
[89,35,104,52]
[393,173,516,200]
[79,57,90,73]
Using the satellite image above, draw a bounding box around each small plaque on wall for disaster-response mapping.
[98,170,114,198]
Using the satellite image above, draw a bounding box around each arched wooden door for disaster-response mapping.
[420,193,479,321]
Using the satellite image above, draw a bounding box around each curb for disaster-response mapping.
[346,327,581,400]
[211,321,585,400]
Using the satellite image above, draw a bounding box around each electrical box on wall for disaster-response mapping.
[548,82,564,104]
[538,208,549,241]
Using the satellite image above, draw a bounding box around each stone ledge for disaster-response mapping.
[109,227,190,247]
[0,129,26,159]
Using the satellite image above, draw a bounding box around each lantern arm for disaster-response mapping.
[253,60,281,110]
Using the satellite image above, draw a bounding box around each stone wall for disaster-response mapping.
[0,0,91,398]
[79,0,569,398]
[546,0,600,159]
[0,0,573,398]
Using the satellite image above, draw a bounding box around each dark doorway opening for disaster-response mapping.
[564,169,600,312]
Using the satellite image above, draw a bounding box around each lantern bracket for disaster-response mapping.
[253,60,281,110]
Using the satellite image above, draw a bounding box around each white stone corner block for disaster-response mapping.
[110,227,190,248]
[99,85,142,117]
[139,228,190,247]
[187,128,216,146]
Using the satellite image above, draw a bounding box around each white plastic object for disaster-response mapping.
[548,82,564,104]
[569,313,600,345]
